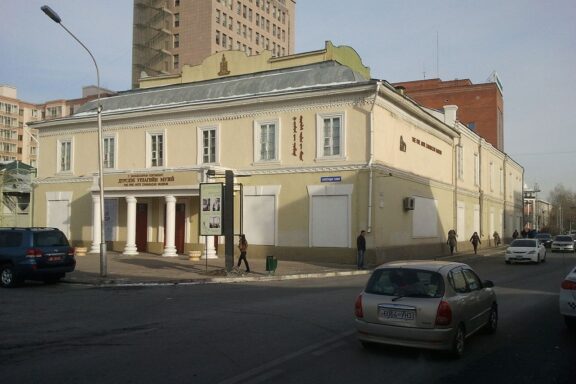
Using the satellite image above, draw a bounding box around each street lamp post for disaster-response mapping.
[41,5,107,277]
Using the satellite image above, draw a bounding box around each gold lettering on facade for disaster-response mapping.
[411,136,442,155]
[116,173,178,187]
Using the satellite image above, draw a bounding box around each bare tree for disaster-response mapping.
[548,185,576,234]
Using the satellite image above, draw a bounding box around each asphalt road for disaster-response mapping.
[1,251,575,384]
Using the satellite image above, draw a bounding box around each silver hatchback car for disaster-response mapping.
[355,261,497,358]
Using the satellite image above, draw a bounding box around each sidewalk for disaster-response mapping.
[64,246,505,287]
[65,252,370,287]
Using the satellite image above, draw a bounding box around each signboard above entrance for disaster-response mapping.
[105,171,198,188]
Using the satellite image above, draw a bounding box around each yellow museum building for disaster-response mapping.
[31,42,523,265]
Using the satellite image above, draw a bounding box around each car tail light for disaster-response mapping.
[561,280,576,290]
[68,247,75,257]
[435,300,452,326]
[354,294,364,318]
[26,248,44,258]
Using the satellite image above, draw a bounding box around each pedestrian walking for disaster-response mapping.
[356,230,366,269]
[512,229,519,240]
[237,234,250,272]
[447,229,457,255]
[493,231,501,246]
[470,231,481,254]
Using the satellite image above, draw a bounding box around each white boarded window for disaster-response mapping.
[412,196,438,238]
[474,153,480,186]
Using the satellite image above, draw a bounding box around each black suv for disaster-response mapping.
[0,227,76,288]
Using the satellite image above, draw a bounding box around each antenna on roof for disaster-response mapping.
[436,31,439,78]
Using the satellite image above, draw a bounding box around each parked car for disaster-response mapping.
[354,260,497,358]
[551,235,575,253]
[0,227,76,288]
[505,238,546,264]
[534,233,553,248]
[559,265,576,330]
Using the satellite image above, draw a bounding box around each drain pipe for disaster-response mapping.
[367,82,381,233]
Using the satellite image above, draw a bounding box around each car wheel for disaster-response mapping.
[505,260,511,265]
[484,305,498,334]
[0,265,21,288]
[449,324,465,358]
[541,252,546,263]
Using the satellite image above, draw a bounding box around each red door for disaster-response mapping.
[175,203,185,254]
[136,203,148,252]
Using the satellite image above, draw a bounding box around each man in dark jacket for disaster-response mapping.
[356,230,366,269]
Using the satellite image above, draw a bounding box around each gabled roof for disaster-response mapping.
[75,61,370,116]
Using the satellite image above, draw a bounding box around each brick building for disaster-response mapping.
[393,77,504,151]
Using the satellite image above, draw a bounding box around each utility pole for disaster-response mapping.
[224,170,235,272]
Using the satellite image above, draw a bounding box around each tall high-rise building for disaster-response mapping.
[132,0,296,88]
[393,75,504,151]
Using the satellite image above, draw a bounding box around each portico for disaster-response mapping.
[89,169,219,259]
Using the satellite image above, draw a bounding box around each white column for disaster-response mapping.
[89,194,101,253]
[123,196,138,255]
[162,195,178,257]
[202,236,219,259]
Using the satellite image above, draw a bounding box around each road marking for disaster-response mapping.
[217,329,355,384]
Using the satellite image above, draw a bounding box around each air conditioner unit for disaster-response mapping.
[403,197,415,210]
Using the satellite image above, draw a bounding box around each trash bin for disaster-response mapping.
[266,255,278,274]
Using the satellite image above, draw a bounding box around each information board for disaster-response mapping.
[200,183,223,236]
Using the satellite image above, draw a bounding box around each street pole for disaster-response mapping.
[224,170,235,272]
[41,5,107,276]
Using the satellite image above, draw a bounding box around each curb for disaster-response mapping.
[63,269,372,288]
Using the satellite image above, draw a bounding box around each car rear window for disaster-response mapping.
[365,268,444,298]
[0,232,23,247]
[33,231,69,247]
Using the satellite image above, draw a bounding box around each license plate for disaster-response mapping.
[48,256,63,262]
[379,308,415,321]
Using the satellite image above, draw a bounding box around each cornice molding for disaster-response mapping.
[38,87,375,137]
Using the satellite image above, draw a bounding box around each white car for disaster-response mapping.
[551,235,575,253]
[559,265,576,329]
[505,239,546,264]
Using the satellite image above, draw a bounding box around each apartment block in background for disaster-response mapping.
[393,74,504,151]
[132,0,296,88]
[0,85,115,167]
[0,85,40,167]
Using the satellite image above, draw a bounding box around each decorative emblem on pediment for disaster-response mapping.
[218,54,230,76]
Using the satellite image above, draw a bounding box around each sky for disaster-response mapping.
[1,0,575,199]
